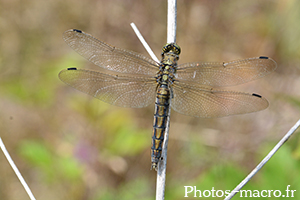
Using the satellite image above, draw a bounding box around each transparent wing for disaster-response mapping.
[63,29,159,75]
[59,68,157,108]
[171,81,269,118]
[176,57,277,87]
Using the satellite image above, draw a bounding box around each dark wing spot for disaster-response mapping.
[252,93,262,98]
[67,67,77,70]
[73,29,82,33]
[259,56,269,59]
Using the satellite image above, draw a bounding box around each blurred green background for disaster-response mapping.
[0,0,300,199]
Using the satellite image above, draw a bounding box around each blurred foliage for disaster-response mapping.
[1,0,300,200]
[19,140,83,182]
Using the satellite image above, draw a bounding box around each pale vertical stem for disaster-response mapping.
[224,119,300,200]
[156,0,177,200]
[167,0,177,43]
[156,103,171,200]
[0,137,36,200]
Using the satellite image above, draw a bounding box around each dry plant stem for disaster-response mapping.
[167,0,177,43]
[130,23,159,63]
[156,105,171,200]
[156,0,177,200]
[224,119,300,200]
[130,21,170,200]
[0,137,36,200]
[131,1,177,199]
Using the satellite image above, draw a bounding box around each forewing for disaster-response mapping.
[171,82,269,118]
[176,57,276,87]
[59,68,157,108]
[63,29,159,75]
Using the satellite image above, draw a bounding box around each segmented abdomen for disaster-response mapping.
[151,84,170,170]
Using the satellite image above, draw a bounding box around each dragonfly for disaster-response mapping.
[59,29,277,170]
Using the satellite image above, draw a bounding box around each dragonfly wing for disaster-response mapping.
[171,81,269,118]
[59,68,157,108]
[63,29,159,75]
[176,57,276,87]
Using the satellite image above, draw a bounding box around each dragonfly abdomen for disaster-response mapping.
[151,84,170,170]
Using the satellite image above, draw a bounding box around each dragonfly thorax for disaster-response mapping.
[156,43,181,85]
[156,55,178,85]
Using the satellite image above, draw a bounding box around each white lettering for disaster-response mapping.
[216,190,224,197]
[184,186,193,197]
[183,185,296,198]
[285,185,290,197]
[211,187,216,197]
[267,190,273,197]
[273,190,281,197]
[193,186,202,197]
[252,190,260,197]
[261,190,267,197]
[240,190,252,197]
[225,190,233,197]
[291,190,296,197]
[203,190,211,197]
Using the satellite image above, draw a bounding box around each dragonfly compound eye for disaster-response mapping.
[162,43,181,55]
[172,43,181,55]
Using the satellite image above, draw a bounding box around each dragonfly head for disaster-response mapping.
[162,43,181,55]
